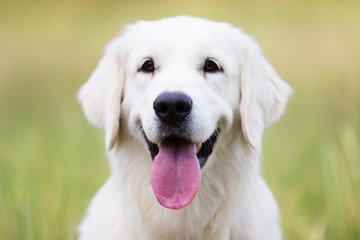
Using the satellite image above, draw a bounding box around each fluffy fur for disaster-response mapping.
[78,16,292,240]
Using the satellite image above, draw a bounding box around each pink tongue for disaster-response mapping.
[150,140,201,209]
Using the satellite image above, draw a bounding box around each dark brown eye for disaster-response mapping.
[204,59,221,73]
[141,59,155,72]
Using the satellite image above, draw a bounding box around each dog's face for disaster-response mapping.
[125,18,240,163]
[78,16,291,210]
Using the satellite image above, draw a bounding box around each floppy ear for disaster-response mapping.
[78,38,124,151]
[239,35,292,150]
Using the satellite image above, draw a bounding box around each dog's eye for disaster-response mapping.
[204,59,222,73]
[141,59,155,73]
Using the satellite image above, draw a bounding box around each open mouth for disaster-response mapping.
[143,128,220,169]
[142,128,220,210]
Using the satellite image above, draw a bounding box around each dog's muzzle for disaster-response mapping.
[142,91,220,210]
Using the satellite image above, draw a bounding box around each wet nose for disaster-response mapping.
[153,91,193,124]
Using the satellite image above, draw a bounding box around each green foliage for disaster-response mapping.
[0,0,359,239]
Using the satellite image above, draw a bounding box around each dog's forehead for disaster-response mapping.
[122,17,239,52]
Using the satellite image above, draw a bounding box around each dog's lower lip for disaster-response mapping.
[142,128,220,168]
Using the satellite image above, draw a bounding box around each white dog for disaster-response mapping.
[78,16,292,240]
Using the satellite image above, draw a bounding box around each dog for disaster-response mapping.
[78,16,292,240]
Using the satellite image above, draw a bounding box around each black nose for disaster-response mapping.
[153,91,193,124]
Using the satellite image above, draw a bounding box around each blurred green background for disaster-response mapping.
[0,0,359,239]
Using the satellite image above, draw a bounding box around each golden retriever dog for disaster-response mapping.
[78,16,292,240]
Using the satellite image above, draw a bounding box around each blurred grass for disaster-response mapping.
[0,0,359,239]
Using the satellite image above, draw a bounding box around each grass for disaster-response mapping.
[0,0,359,239]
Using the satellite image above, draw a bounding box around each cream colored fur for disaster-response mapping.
[78,16,292,240]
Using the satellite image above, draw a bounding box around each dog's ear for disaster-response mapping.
[78,38,124,151]
[239,35,292,150]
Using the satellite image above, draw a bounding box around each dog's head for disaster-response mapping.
[78,16,292,209]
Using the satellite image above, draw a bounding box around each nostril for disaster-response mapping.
[153,91,193,124]
[175,99,192,114]
[154,102,168,114]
